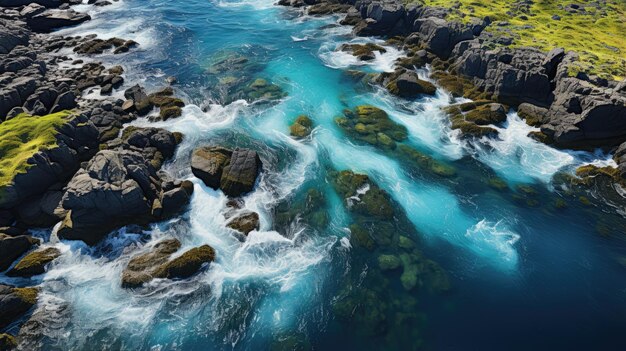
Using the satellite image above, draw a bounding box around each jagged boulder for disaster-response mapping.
[57,149,193,245]
[191,146,262,197]
[226,211,260,235]
[26,10,91,33]
[450,41,555,106]
[410,17,474,59]
[0,112,99,210]
[0,18,30,55]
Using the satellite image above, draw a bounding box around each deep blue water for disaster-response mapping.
[5,0,626,349]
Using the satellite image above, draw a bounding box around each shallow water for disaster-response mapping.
[9,0,626,349]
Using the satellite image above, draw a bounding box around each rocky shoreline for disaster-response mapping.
[0,1,223,343]
[279,0,626,182]
[0,0,625,348]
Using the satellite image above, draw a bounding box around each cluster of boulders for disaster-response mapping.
[0,1,198,343]
[280,0,626,189]
[191,146,263,236]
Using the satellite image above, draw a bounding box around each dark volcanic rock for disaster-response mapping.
[27,10,91,33]
[0,285,38,330]
[123,84,153,115]
[411,17,475,59]
[57,147,193,245]
[384,70,437,98]
[450,41,554,106]
[220,148,262,197]
[0,113,99,209]
[0,234,40,272]
[0,18,30,55]
[191,146,262,197]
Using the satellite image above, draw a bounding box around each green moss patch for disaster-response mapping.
[417,0,626,79]
[0,111,72,188]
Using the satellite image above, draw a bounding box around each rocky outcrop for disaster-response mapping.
[377,69,436,98]
[0,113,99,210]
[0,234,39,272]
[449,42,555,107]
[7,246,60,277]
[57,146,193,245]
[0,18,29,55]
[191,146,262,197]
[121,238,215,288]
[0,285,38,330]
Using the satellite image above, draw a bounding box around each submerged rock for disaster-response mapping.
[191,146,262,197]
[289,115,313,138]
[7,247,60,277]
[121,239,215,288]
[0,285,38,330]
[331,170,394,219]
[335,105,407,150]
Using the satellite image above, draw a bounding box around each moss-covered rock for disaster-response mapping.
[431,71,490,100]
[340,43,387,61]
[7,247,60,277]
[158,106,182,121]
[444,105,499,138]
[121,239,181,288]
[289,115,313,138]
[464,103,507,125]
[0,333,17,351]
[157,245,215,279]
[335,105,407,149]
[0,285,38,330]
[378,254,401,271]
[397,145,456,177]
[331,170,394,218]
[226,211,260,235]
[0,111,72,189]
[243,78,287,102]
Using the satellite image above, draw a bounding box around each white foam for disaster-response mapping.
[318,38,404,73]
[464,112,575,183]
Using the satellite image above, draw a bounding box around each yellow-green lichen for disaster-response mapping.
[415,0,626,79]
[0,111,72,188]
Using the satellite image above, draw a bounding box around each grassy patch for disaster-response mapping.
[0,111,72,188]
[416,0,626,79]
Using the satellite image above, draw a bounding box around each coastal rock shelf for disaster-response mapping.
[0,0,625,349]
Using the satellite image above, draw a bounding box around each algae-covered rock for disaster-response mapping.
[122,239,215,288]
[333,287,388,336]
[349,223,375,251]
[157,245,215,279]
[0,285,38,329]
[7,247,60,277]
[335,105,407,149]
[378,254,401,271]
[464,103,507,125]
[397,145,456,177]
[289,115,313,138]
[331,170,394,218]
[340,42,387,61]
[0,334,17,350]
[0,234,40,272]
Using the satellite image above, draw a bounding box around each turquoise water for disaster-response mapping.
[10,0,626,349]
